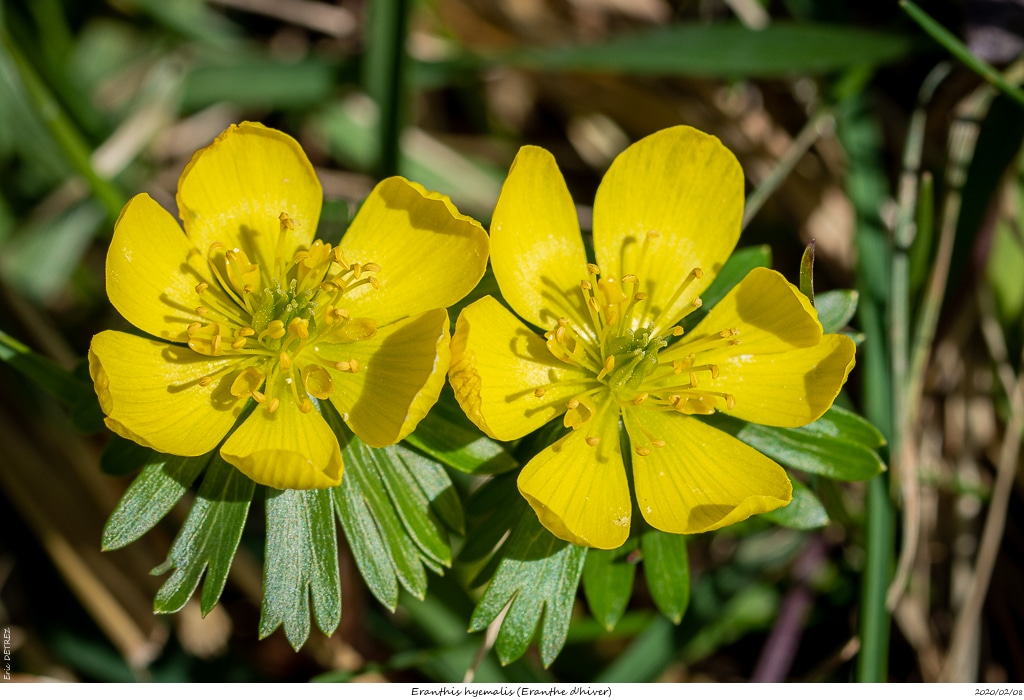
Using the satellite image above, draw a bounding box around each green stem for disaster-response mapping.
[364,0,411,178]
[900,0,1024,109]
[858,474,894,681]
[0,22,123,221]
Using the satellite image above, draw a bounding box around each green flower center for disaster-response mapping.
[183,213,380,415]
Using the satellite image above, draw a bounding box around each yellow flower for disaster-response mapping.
[90,122,487,489]
[449,126,856,550]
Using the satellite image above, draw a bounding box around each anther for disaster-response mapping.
[587,263,601,276]
[363,262,382,273]
[300,399,313,414]
[279,352,292,370]
[267,320,286,340]
[195,282,208,294]
[580,280,593,291]
[651,439,666,448]
[566,399,581,411]
[195,306,209,316]
[558,317,570,327]
[597,355,615,381]
[585,436,600,446]
[211,334,222,355]
[368,277,380,289]
[633,392,648,405]
[334,360,351,372]
[231,337,247,349]
[252,390,266,403]
[288,317,309,339]
[693,267,704,279]
[689,371,698,387]
[725,394,736,410]
[267,398,281,413]
[237,327,255,337]
[243,284,255,294]
[671,326,684,337]
[691,297,703,308]
[534,388,547,398]
[198,376,213,387]
[634,292,648,301]
[621,274,638,285]
[710,364,720,379]
[187,322,202,336]
[635,446,651,457]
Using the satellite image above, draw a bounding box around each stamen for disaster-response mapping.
[692,297,703,308]
[534,387,547,398]
[633,392,648,405]
[267,397,281,413]
[198,376,213,387]
[279,351,293,370]
[587,263,601,276]
[635,446,651,457]
[195,282,209,294]
[300,398,313,414]
[585,436,600,446]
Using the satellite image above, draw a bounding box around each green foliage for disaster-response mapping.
[640,530,691,624]
[582,539,637,631]
[469,509,587,667]
[152,456,254,616]
[102,452,209,551]
[703,405,886,481]
[761,478,830,530]
[261,488,342,649]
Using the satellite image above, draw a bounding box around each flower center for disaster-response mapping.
[535,256,744,453]
[184,212,380,414]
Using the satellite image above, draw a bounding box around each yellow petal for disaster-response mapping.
[626,409,791,534]
[220,385,343,490]
[517,404,630,549]
[176,122,321,270]
[107,194,209,342]
[593,126,744,334]
[490,146,591,331]
[325,308,450,447]
[89,331,246,455]
[661,268,856,427]
[339,177,488,326]
[449,296,597,441]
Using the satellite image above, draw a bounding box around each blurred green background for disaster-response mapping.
[1,0,1023,683]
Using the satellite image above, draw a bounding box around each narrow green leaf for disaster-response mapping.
[909,172,935,298]
[340,434,429,598]
[152,457,254,615]
[582,539,637,631]
[333,465,400,610]
[102,452,210,551]
[900,0,1024,109]
[815,289,860,334]
[800,240,816,304]
[760,479,830,530]
[595,616,675,683]
[373,443,452,568]
[477,23,913,77]
[640,530,689,624]
[700,410,885,481]
[469,510,587,667]
[398,445,465,535]
[99,435,154,477]
[0,328,88,408]
[260,488,342,650]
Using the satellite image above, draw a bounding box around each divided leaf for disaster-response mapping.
[469,509,587,667]
[152,456,254,616]
[261,487,342,649]
[102,452,210,551]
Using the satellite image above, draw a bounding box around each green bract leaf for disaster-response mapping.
[469,510,587,667]
[640,530,690,624]
[102,452,210,551]
[761,479,830,530]
[260,488,342,650]
[152,456,254,616]
[800,240,816,304]
[331,412,458,609]
[816,289,860,334]
[490,23,914,77]
[582,539,637,631]
[459,473,526,576]
[701,406,885,481]
[405,390,518,475]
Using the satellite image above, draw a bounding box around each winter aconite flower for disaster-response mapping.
[449,126,855,550]
[91,123,487,489]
